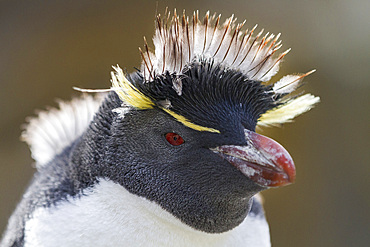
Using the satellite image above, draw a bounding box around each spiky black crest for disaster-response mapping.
[132,60,278,132]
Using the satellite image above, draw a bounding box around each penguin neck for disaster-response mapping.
[68,93,120,186]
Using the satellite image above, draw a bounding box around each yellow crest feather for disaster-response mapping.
[162,109,220,133]
[111,66,154,109]
[258,94,320,126]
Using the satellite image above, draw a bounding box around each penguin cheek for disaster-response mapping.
[187,152,263,197]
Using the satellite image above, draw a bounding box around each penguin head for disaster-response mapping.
[79,10,319,233]
[101,63,273,233]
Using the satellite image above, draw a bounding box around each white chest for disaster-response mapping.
[24,179,270,247]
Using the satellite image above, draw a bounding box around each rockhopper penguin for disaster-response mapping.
[1,10,320,247]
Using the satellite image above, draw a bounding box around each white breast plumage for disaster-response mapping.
[24,179,270,247]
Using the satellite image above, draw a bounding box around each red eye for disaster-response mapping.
[165,133,184,146]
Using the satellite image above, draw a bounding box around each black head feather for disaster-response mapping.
[132,59,280,132]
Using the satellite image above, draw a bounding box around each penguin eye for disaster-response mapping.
[165,133,184,146]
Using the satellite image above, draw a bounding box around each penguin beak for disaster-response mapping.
[211,129,296,187]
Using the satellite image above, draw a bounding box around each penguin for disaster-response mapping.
[0,10,320,247]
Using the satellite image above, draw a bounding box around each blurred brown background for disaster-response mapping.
[0,0,369,246]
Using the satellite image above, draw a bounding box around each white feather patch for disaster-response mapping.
[272,69,316,94]
[22,94,105,168]
[140,10,288,83]
[112,106,130,119]
[272,74,302,94]
[257,94,320,126]
[24,179,271,247]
